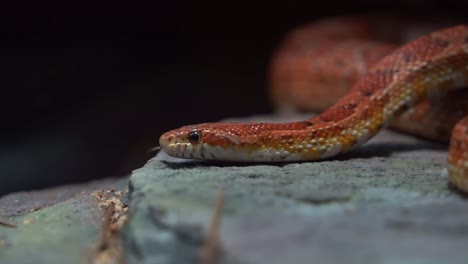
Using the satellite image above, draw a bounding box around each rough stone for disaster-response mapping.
[123,114,468,264]
[0,177,128,264]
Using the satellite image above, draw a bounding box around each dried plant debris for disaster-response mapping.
[90,189,129,264]
[92,189,129,233]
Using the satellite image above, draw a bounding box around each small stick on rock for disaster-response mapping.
[199,187,225,264]
[0,220,16,228]
[97,202,115,251]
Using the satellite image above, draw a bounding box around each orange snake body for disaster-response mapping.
[159,19,468,193]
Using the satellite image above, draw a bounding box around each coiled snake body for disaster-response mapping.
[159,18,468,194]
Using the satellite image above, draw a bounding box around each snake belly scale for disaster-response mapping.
[159,22,468,194]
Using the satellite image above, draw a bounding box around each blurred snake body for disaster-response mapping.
[160,19,468,193]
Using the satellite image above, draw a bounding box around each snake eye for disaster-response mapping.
[188,131,202,144]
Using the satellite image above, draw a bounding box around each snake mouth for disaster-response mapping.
[159,131,181,156]
[159,131,200,159]
[159,130,236,160]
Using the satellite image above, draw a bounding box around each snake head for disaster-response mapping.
[159,123,242,160]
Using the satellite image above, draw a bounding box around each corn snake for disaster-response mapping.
[159,18,468,194]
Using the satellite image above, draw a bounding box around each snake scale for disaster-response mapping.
[159,17,468,194]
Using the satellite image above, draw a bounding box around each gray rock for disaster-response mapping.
[2,113,467,264]
[123,114,468,264]
[0,178,128,264]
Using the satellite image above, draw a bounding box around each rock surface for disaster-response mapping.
[0,177,129,264]
[123,114,468,264]
[2,114,468,264]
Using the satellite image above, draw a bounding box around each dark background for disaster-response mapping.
[0,1,466,195]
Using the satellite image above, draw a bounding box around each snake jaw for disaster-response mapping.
[159,124,243,160]
[159,127,200,159]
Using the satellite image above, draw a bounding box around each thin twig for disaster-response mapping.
[29,203,50,212]
[0,220,16,228]
[97,202,115,251]
[199,187,225,264]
